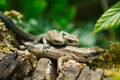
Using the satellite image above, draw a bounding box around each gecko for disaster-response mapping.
[0,12,80,48]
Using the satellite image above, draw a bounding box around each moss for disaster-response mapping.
[89,42,120,79]
[104,68,120,80]
[90,42,120,68]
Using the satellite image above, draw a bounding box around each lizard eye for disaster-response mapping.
[53,40,60,43]
[67,40,73,43]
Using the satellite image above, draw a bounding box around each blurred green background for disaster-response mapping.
[0,0,119,47]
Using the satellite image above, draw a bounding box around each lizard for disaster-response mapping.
[19,42,105,74]
[23,43,106,62]
[30,30,80,48]
[0,12,80,48]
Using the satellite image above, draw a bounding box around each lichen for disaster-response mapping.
[0,21,18,53]
[0,10,23,53]
[4,10,23,23]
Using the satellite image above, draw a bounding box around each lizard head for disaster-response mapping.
[47,30,65,45]
[82,46,106,61]
[63,34,80,47]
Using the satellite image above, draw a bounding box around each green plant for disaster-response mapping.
[93,2,120,34]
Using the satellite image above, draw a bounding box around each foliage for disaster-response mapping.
[0,0,77,29]
[93,2,120,34]
[21,0,77,29]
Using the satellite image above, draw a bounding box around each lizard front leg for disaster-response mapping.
[28,34,50,49]
[27,35,42,49]
[60,31,69,36]
[42,37,51,49]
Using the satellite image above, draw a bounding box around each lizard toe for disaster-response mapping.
[43,44,51,49]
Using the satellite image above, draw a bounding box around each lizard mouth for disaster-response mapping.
[83,50,106,61]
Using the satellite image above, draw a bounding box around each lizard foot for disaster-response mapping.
[43,43,51,49]
[27,42,35,50]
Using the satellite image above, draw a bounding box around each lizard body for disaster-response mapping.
[0,12,80,46]
[26,43,105,62]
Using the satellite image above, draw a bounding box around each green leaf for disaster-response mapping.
[93,2,120,34]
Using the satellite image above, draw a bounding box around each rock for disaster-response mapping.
[0,53,17,79]
[32,58,56,80]
[91,68,103,80]
[77,66,91,80]
[57,60,85,80]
